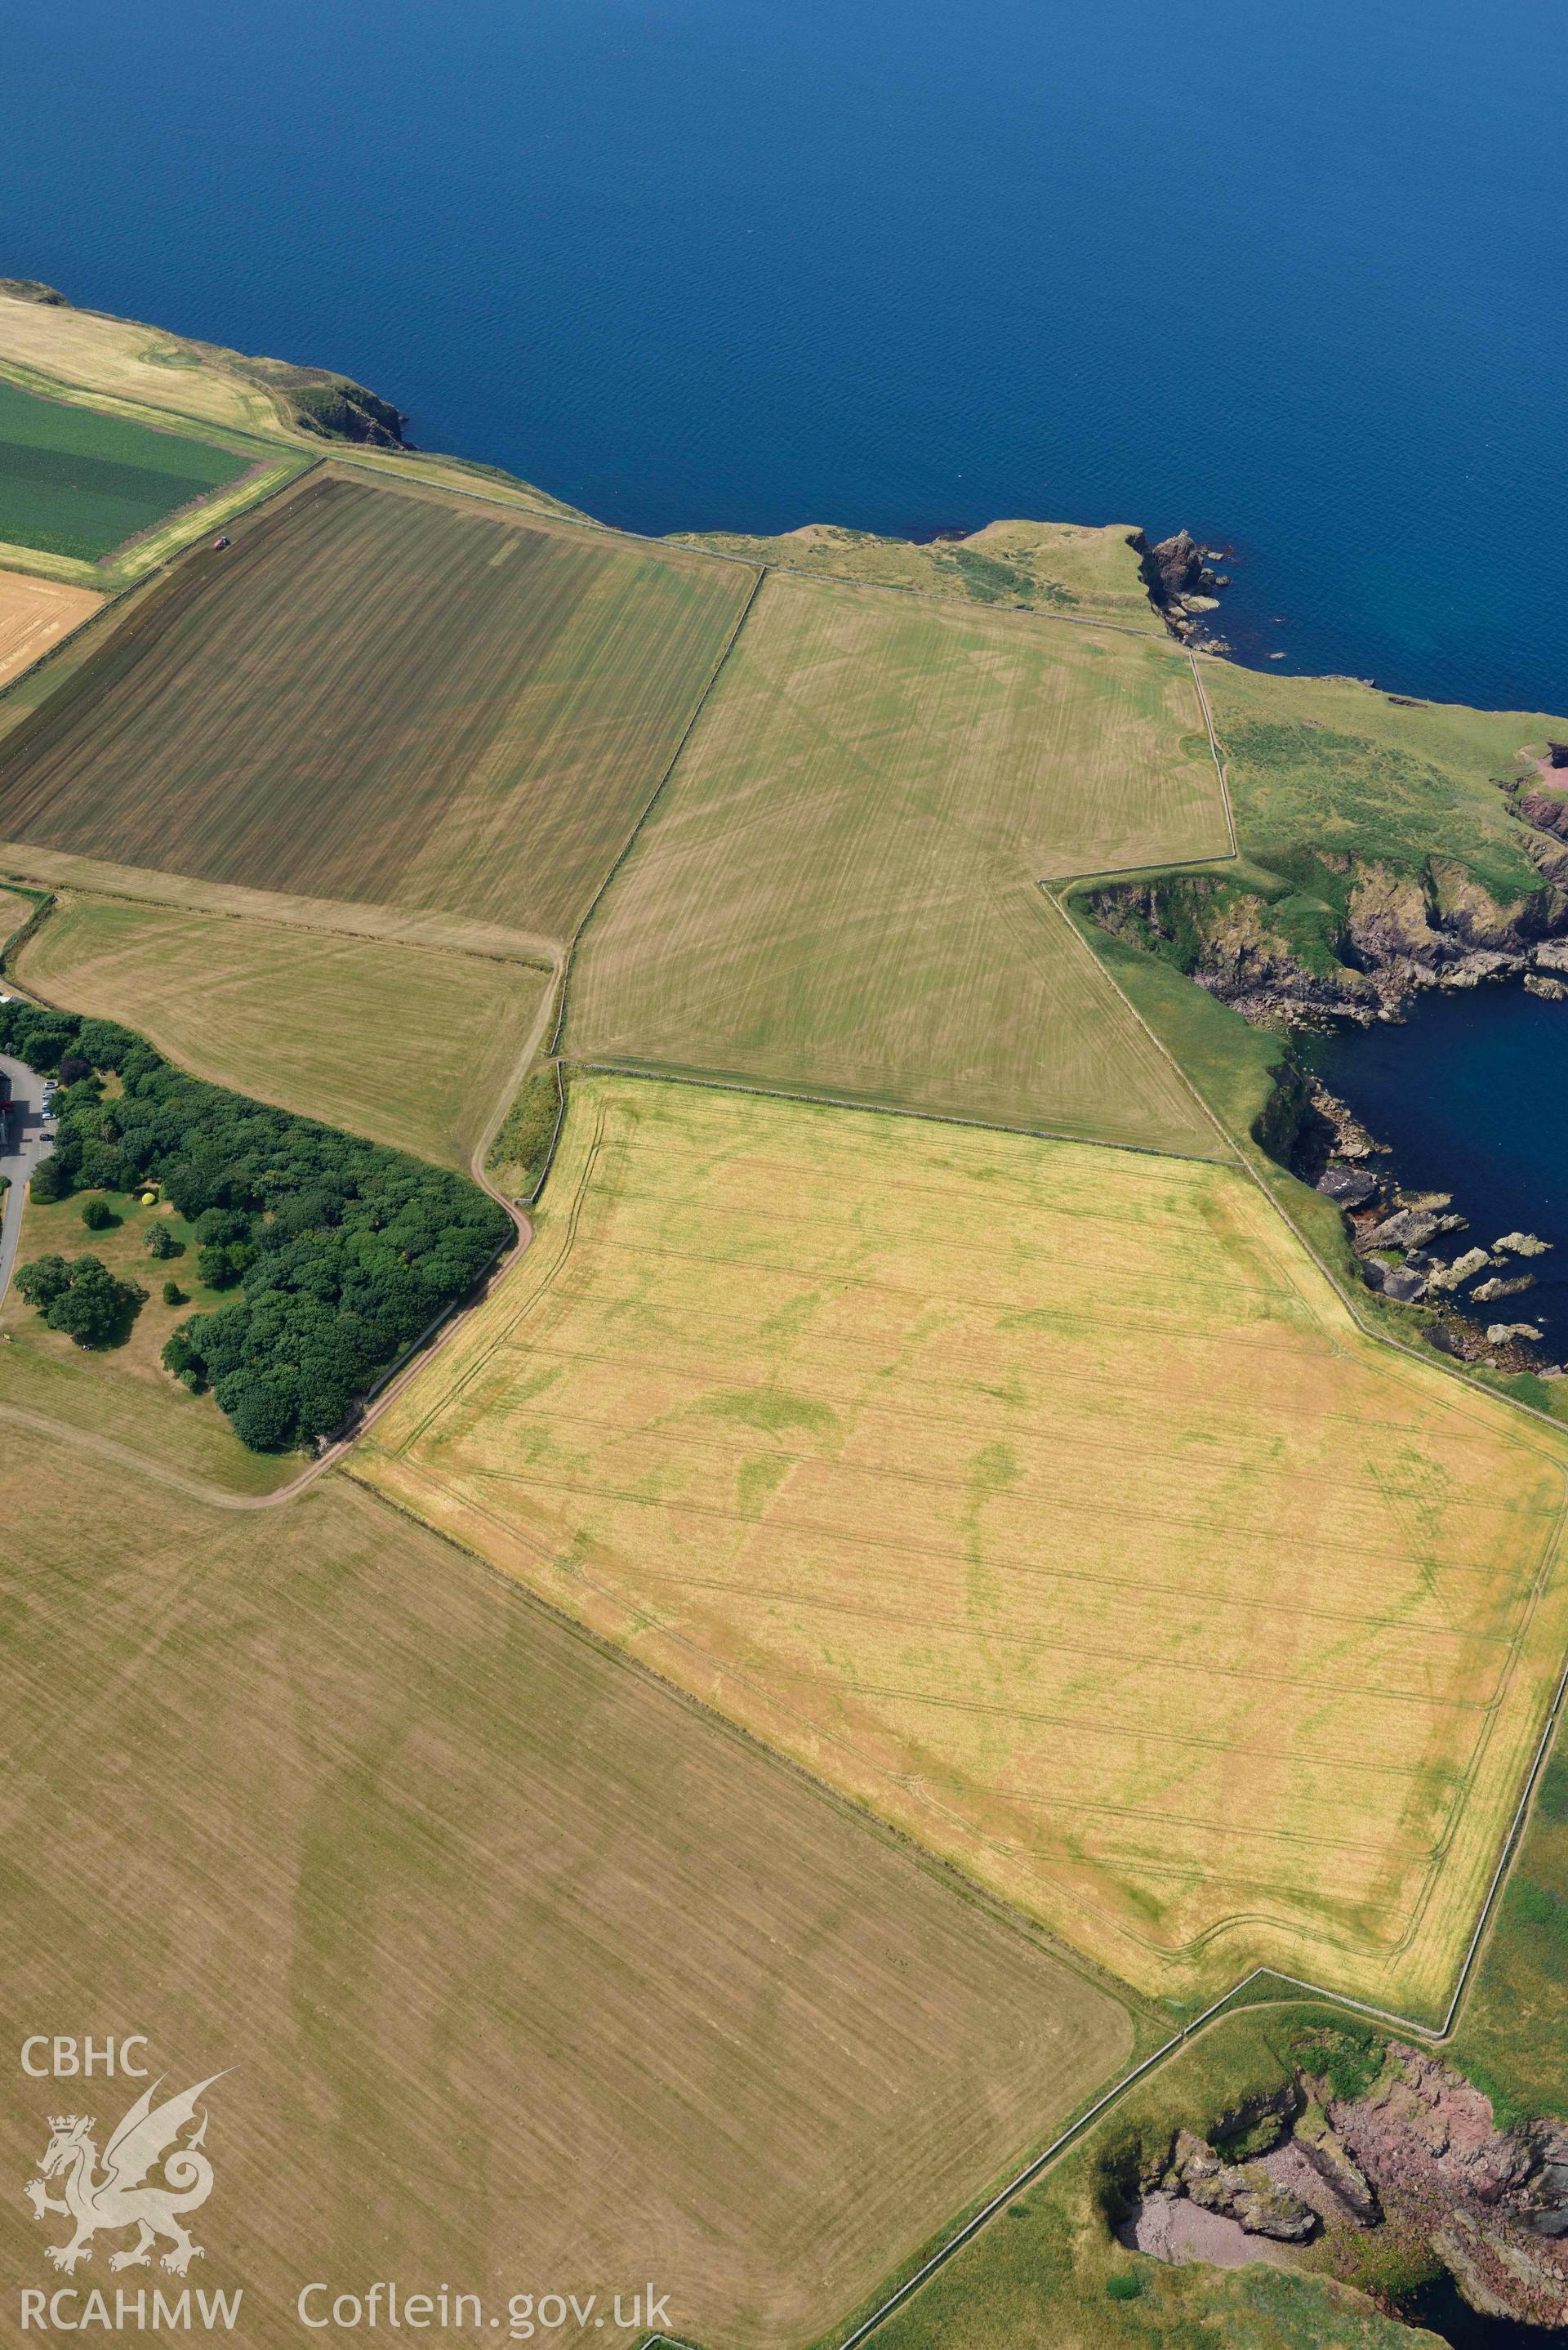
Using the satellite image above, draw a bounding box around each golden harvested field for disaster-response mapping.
[19,893,552,1171]
[0,470,758,940]
[566,572,1230,1148]
[0,1417,1134,2350]
[0,564,102,684]
[359,1076,1568,2018]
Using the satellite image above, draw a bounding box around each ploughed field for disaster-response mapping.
[359,1076,1568,2018]
[566,572,1231,1148]
[0,470,758,941]
[17,893,552,1171]
[0,376,253,560]
[0,1418,1133,2350]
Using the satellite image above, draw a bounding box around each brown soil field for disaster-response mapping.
[0,470,757,942]
[0,1417,1134,2350]
[0,565,103,685]
[359,1076,1568,2021]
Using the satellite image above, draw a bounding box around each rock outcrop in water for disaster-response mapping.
[1134,527,1230,647]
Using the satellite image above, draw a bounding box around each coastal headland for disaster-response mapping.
[0,279,1563,2347]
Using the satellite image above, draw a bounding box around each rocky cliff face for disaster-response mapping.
[1092,854,1568,1028]
[271,369,408,446]
[1320,2047,1568,2325]
[1134,527,1230,646]
[1128,2040,1568,2325]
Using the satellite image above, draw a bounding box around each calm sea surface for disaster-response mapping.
[7,0,1568,1281]
[2,0,1566,711]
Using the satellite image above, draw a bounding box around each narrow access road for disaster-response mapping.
[0,1051,51,1309]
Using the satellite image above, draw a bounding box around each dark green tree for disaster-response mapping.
[1,997,510,1447]
[21,1255,145,1348]
[16,1255,70,1309]
[29,1157,69,1205]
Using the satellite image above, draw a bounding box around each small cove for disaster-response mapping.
[1302,987,1568,1360]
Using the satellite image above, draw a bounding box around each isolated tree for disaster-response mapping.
[80,1197,114,1231]
[145,1224,180,1260]
[24,1255,145,1348]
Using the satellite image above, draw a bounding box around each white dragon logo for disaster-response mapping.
[23,2075,225,2276]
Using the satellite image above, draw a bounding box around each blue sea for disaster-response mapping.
[1306,989,1568,1357]
[7,0,1568,1296]
[2,0,1566,713]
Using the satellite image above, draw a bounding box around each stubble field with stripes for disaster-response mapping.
[566,569,1233,1148]
[0,467,759,946]
[359,1073,1568,2020]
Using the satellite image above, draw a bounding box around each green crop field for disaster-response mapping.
[0,375,254,560]
[0,1416,1134,2350]
[565,571,1230,1148]
[360,1075,1568,2018]
[0,470,758,940]
[18,893,552,1171]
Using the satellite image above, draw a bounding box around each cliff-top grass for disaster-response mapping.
[566,569,1230,1149]
[359,1074,1568,2019]
[16,892,552,1173]
[872,2000,1442,2350]
[1205,658,1566,907]
[670,513,1165,631]
[0,1412,1135,2350]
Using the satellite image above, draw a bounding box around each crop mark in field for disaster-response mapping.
[1,1412,1138,2350]
[16,891,555,1172]
[359,1074,1568,2016]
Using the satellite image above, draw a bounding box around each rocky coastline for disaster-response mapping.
[1134,525,1234,650]
[1117,2037,1568,2327]
[1294,1075,1561,1376]
[1090,809,1568,1374]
